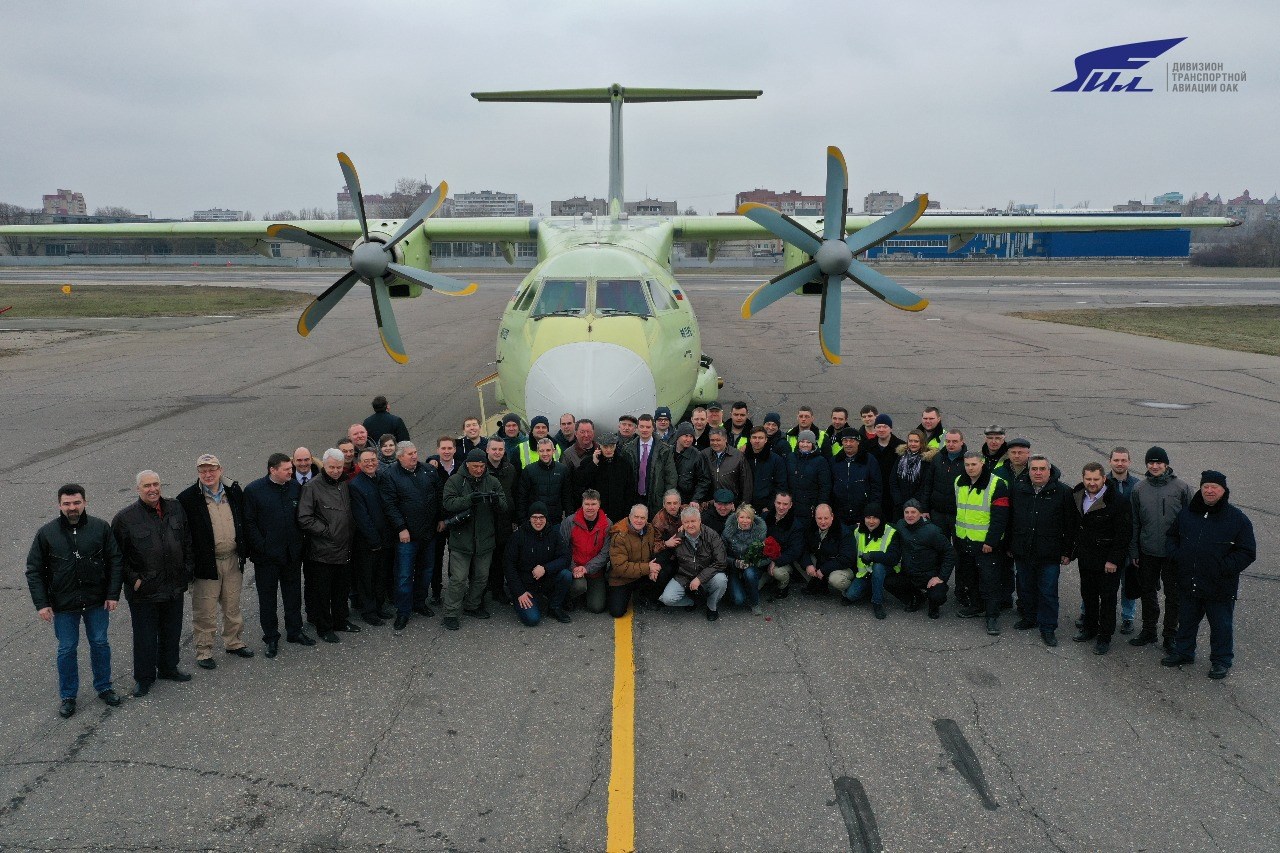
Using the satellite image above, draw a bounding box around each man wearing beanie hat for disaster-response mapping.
[653,406,675,445]
[867,414,904,513]
[518,416,561,469]
[761,412,788,455]
[505,501,573,626]
[1162,471,1256,678]
[439,449,508,630]
[1128,446,1193,650]
[830,429,881,527]
[830,503,902,619]
[672,423,711,505]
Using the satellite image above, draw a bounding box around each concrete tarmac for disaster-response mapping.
[0,268,1277,852]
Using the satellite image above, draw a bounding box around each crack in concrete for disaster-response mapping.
[968,698,1071,853]
[0,706,109,825]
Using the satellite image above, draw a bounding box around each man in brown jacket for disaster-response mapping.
[607,504,659,618]
[661,506,730,620]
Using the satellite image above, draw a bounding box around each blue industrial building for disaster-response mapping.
[863,211,1190,259]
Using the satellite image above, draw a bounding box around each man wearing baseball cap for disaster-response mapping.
[177,454,252,669]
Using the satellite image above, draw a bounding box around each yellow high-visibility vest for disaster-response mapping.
[854,525,898,577]
[954,475,1000,542]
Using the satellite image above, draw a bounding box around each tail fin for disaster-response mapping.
[472,84,762,211]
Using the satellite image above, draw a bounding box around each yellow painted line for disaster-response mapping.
[606,609,636,852]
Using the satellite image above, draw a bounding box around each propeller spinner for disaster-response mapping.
[739,146,930,364]
[267,152,477,364]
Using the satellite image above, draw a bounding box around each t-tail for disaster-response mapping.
[472,85,762,214]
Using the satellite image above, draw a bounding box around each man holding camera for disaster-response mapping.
[440,449,509,631]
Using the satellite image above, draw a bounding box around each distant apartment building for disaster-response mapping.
[863,191,903,215]
[625,198,677,216]
[734,188,828,216]
[551,196,608,216]
[43,189,87,216]
[193,208,243,222]
[452,190,533,217]
[1153,191,1184,206]
[337,190,387,219]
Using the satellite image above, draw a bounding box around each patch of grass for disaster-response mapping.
[0,283,312,318]
[1009,304,1280,356]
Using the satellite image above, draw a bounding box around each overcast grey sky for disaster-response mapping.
[1,1,1273,218]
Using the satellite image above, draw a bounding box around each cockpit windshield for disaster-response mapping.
[530,279,587,318]
[594,279,652,317]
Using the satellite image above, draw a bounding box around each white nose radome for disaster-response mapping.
[525,342,657,425]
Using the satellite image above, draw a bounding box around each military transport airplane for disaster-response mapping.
[0,85,1238,426]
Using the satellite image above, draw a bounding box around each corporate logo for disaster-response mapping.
[1053,37,1185,92]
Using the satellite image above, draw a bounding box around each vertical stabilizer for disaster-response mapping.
[472,85,762,213]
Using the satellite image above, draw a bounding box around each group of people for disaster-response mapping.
[26,396,1257,719]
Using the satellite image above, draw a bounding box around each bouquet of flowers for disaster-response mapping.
[740,535,782,569]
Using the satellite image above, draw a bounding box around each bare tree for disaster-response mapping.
[93,206,136,218]
[379,177,433,218]
[239,210,255,221]
[0,202,38,255]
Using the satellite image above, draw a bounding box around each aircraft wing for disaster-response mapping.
[673,213,1238,242]
[0,217,539,243]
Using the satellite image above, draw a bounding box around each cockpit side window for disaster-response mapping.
[513,282,539,312]
[531,279,587,318]
[594,279,652,317]
[646,279,679,312]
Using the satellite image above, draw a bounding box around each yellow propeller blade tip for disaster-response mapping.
[737,201,777,216]
[266,224,285,236]
[897,298,930,313]
[826,146,846,168]
[819,334,842,365]
[380,333,409,365]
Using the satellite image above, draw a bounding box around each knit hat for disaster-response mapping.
[984,424,1005,436]
[764,412,781,426]
[529,501,548,517]
[797,429,817,444]
[530,415,549,430]
[465,449,487,463]
[838,427,861,443]
[1200,470,1227,488]
[597,431,618,445]
[1146,446,1170,465]
[655,406,673,420]
[874,413,894,428]
[902,498,924,512]
[713,488,735,504]
[501,413,521,427]
[1008,437,1031,449]
[863,503,883,520]
[676,422,695,437]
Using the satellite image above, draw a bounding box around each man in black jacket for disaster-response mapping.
[885,500,955,619]
[922,430,966,539]
[297,448,358,643]
[1070,462,1133,655]
[26,484,125,718]
[177,454,253,670]
[517,438,574,523]
[112,470,195,697]
[1007,455,1076,646]
[672,423,711,505]
[506,502,573,626]
[243,453,311,656]
[1162,471,1257,679]
[379,440,440,630]
[349,448,395,625]
[485,436,519,605]
[363,394,410,444]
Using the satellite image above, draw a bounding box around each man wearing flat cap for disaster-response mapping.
[1128,446,1193,651]
[1161,471,1256,679]
[177,454,252,669]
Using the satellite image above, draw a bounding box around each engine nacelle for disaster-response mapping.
[782,243,825,294]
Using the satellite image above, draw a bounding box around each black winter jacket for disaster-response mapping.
[894,518,956,584]
[1071,483,1132,569]
[112,498,194,601]
[743,444,788,508]
[828,451,882,524]
[923,446,967,518]
[26,515,124,612]
[1167,490,1256,601]
[177,480,247,579]
[786,449,831,516]
[379,461,440,540]
[763,507,807,567]
[349,471,394,548]
[504,520,571,597]
[297,474,353,564]
[242,475,303,563]
[802,520,856,578]
[673,445,712,504]
[517,459,574,522]
[1007,475,1076,564]
[577,453,637,523]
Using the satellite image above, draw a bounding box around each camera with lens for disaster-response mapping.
[469,491,503,507]
[442,509,473,530]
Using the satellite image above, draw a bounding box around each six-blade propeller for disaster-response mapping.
[267,152,477,364]
[739,146,930,364]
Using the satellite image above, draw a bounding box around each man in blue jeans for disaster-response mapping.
[1008,456,1076,647]
[26,484,126,718]
[378,440,440,631]
[831,504,901,620]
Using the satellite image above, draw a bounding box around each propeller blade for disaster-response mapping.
[370,278,409,364]
[823,146,848,242]
[844,194,930,255]
[297,270,361,337]
[738,203,822,256]
[845,258,929,311]
[266,224,352,256]
[336,152,370,242]
[386,181,446,248]
[818,274,843,364]
[386,262,478,297]
[740,260,818,319]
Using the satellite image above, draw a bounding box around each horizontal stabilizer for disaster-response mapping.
[472,85,762,103]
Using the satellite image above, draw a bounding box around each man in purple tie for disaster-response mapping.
[625,414,675,516]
